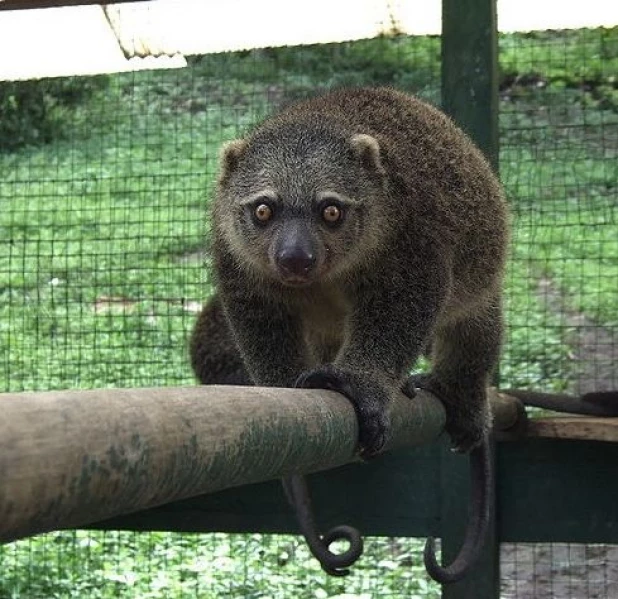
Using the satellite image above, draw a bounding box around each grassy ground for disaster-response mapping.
[0,532,437,599]
[0,27,616,599]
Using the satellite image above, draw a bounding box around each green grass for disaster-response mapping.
[500,80,617,331]
[0,27,616,598]
[0,532,438,599]
[0,71,223,391]
[500,28,618,110]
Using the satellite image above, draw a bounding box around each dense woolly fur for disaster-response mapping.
[191,86,510,454]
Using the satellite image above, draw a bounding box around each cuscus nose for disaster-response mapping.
[276,246,317,278]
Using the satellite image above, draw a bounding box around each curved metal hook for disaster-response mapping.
[423,438,493,584]
[283,474,364,576]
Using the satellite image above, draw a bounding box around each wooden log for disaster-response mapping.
[526,417,618,443]
[0,385,517,543]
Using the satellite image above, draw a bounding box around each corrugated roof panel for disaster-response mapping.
[0,0,615,81]
[0,4,185,81]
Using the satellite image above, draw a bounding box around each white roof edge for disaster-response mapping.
[0,0,615,81]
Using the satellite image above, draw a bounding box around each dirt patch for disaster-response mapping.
[537,276,617,395]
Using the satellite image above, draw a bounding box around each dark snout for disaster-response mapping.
[274,221,318,284]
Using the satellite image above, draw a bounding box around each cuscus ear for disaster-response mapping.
[349,134,385,177]
[218,139,248,185]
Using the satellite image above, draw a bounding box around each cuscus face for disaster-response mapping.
[214,121,388,286]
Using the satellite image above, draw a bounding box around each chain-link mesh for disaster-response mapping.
[0,25,616,599]
[501,544,618,598]
[498,26,617,599]
[500,28,617,397]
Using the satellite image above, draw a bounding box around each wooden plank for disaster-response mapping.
[5,382,614,549]
[526,417,618,442]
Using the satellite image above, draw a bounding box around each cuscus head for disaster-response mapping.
[213,119,389,286]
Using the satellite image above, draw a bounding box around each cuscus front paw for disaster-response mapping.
[401,372,436,399]
[404,373,490,453]
[403,372,436,395]
[447,413,489,453]
[296,365,391,459]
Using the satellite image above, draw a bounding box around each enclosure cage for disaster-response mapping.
[0,0,617,598]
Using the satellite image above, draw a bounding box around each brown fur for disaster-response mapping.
[191,87,510,581]
[191,86,509,453]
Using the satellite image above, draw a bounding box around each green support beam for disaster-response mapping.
[94,438,618,545]
[442,0,499,169]
[441,0,500,594]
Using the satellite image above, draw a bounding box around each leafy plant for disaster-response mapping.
[0,76,109,152]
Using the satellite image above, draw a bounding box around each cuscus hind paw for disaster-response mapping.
[403,373,490,453]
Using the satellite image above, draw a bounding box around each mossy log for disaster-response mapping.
[0,385,520,543]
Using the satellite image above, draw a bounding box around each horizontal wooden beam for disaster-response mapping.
[96,437,618,545]
[526,416,618,442]
[0,384,519,544]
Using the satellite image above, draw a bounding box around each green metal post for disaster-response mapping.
[441,0,500,597]
[442,0,499,170]
[438,439,499,598]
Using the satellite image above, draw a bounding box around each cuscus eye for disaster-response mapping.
[322,204,342,224]
[254,203,273,223]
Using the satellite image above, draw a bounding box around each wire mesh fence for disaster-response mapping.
[499,28,617,398]
[0,24,616,599]
[0,532,440,598]
[501,543,618,599]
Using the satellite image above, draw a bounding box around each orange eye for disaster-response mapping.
[322,205,342,223]
[254,203,273,222]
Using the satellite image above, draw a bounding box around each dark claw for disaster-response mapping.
[296,368,356,399]
[405,372,433,390]
[401,377,417,399]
